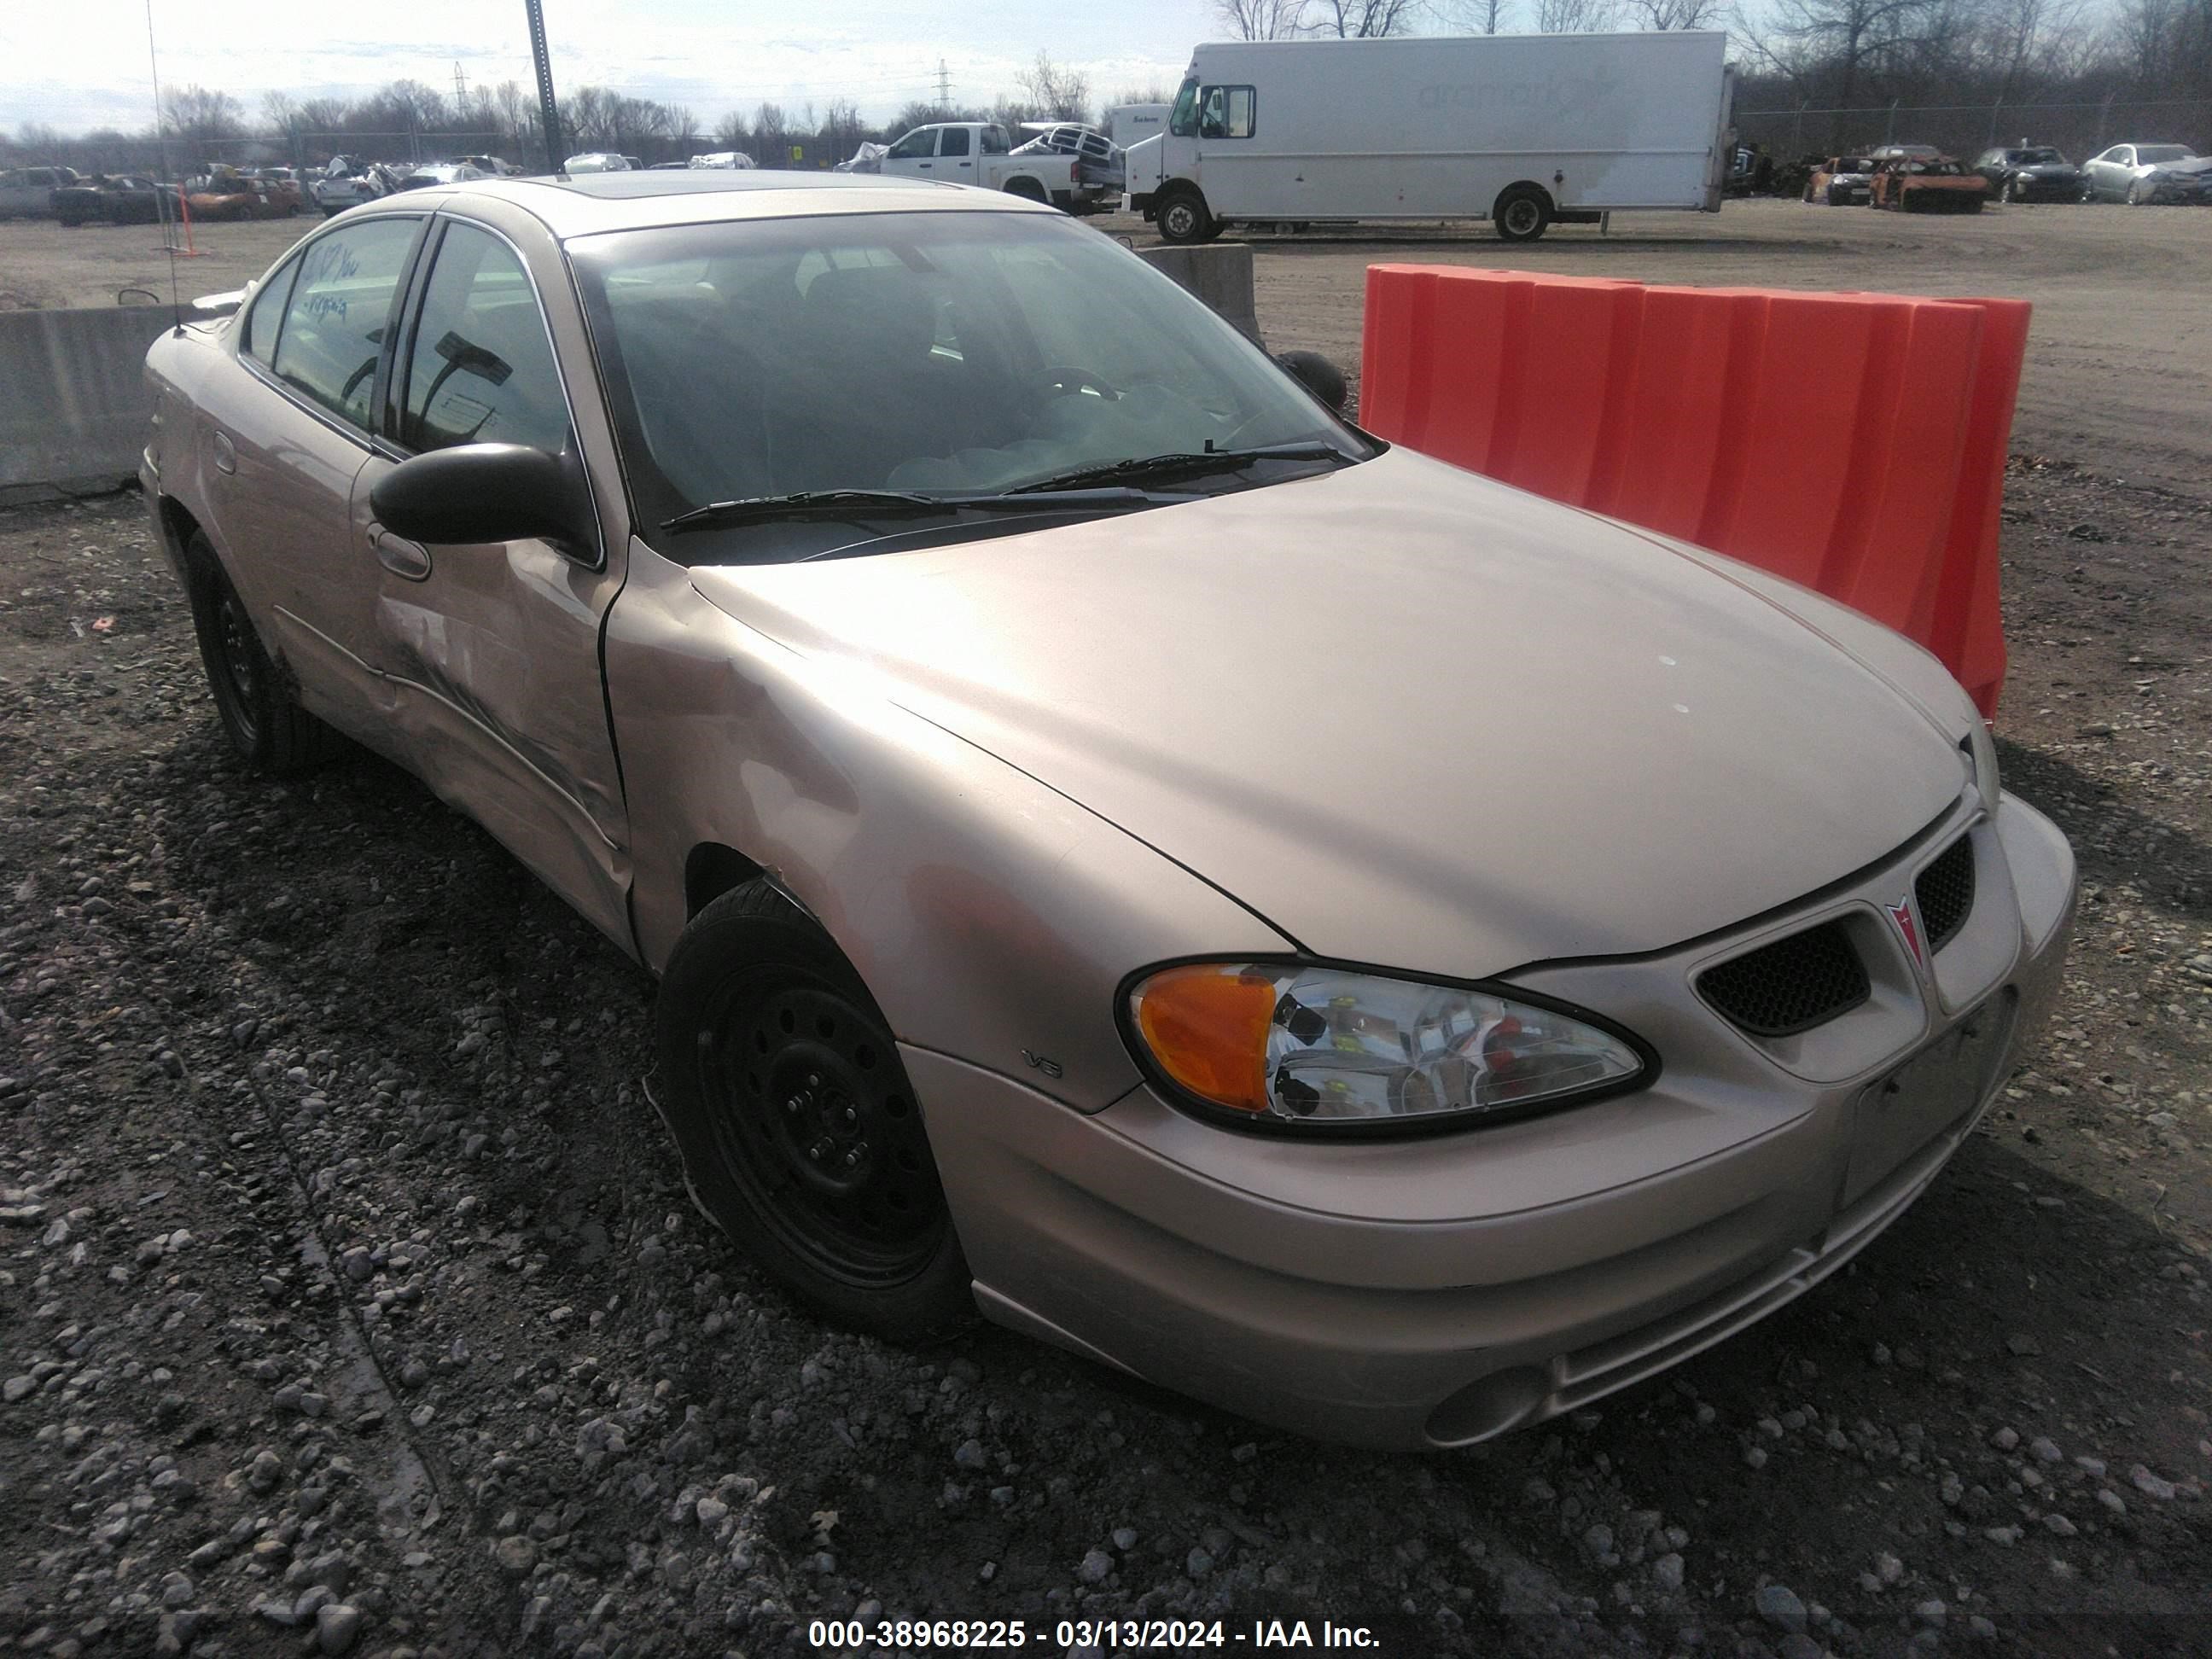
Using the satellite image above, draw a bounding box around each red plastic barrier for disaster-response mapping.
[1359,265,2029,717]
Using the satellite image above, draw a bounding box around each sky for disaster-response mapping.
[0,0,1214,137]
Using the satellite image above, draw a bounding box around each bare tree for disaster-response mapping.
[1621,0,1722,26]
[1019,51,1093,121]
[1447,0,1515,32]
[713,108,752,148]
[754,102,789,164]
[1534,0,1616,28]
[161,86,245,148]
[1763,0,1935,119]
[1114,83,1179,103]
[1215,0,1312,37]
[1308,0,1425,33]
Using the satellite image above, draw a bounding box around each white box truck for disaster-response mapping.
[1125,32,1736,243]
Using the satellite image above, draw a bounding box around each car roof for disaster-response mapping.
[364,169,1047,240]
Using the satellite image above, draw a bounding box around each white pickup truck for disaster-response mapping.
[876,122,1107,212]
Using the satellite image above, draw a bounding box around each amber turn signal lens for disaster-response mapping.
[1130,963,1278,1113]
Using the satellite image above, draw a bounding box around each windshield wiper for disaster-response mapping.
[661,486,1172,533]
[1004,441,1360,496]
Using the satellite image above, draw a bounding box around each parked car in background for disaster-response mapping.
[53,173,183,227]
[876,121,1105,210]
[1802,155,1875,205]
[140,169,2074,1450]
[455,155,523,177]
[394,161,488,191]
[563,152,632,173]
[2082,143,2209,204]
[1014,122,1124,198]
[1971,145,2086,201]
[185,170,301,220]
[0,165,80,218]
[1868,148,1987,212]
[311,158,402,217]
[690,151,758,170]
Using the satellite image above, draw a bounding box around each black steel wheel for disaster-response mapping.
[1155,188,1214,246]
[184,531,343,772]
[654,882,975,1341]
[1493,184,1552,242]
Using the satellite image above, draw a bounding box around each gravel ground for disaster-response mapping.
[3,271,2211,1659]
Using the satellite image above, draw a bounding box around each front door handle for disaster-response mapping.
[372,527,431,580]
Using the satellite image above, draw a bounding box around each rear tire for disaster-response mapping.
[1155,187,1214,245]
[183,532,343,773]
[652,882,976,1343]
[1493,184,1552,242]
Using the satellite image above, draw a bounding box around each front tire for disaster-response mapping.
[183,533,342,772]
[653,882,975,1343]
[1155,187,1214,245]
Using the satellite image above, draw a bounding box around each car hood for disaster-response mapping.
[2160,156,2212,177]
[687,450,1970,980]
[2019,163,2080,176]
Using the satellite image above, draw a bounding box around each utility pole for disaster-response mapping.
[937,59,951,113]
[525,0,564,172]
[454,61,468,108]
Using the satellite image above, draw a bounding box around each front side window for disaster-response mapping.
[939,127,972,157]
[399,221,569,454]
[888,129,935,160]
[1196,85,1257,140]
[269,218,419,430]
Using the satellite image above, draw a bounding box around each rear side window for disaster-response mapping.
[399,222,570,454]
[270,218,419,431]
[240,256,301,366]
[940,127,971,157]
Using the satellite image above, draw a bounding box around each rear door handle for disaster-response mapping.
[372,527,431,580]
[211,430,236,474]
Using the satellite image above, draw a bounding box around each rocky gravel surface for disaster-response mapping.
[1,473,2208,1659]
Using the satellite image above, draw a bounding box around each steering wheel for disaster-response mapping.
[1042,365,1121,401]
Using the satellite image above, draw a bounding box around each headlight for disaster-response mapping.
[1963,722,2000,816]
[1124,962,1649,1132]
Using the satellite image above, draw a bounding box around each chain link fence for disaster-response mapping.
[1736,97,2212,165]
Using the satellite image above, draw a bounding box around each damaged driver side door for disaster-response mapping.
[352,215,633,952]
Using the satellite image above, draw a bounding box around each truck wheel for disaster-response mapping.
[1003,177,1049,204]
[1493,185,1552,242]
[1156,187,1214,245]
[184,533,344,773]
[652,881,976,1343]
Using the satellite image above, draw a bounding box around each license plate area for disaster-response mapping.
[1842,988,2017,1211]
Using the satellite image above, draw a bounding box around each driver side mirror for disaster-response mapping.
[370,443,596,557]
[1276,349,1348,416]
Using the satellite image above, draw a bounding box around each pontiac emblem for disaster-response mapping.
[1888,897,1925,969]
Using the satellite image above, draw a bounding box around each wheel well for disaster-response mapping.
[1004,176,1048,201]
[684,841,767,919]
[159,497,213,583]
[1493,181,1553,214]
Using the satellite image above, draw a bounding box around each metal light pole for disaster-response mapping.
[526,0,564,173]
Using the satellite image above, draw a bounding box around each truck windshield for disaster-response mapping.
[1168,79,1200,138]
[568,210,1368,556]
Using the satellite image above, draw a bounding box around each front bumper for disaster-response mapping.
[921,791,2075,1449]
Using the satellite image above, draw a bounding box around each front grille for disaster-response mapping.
[1698,920,1871,1039]
[1915,835,1976,954]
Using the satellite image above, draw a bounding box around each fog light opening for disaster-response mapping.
[1426,1365,1551,1447]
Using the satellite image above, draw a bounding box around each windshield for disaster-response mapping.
[2016,148,2064,165]
[2136,145,2193,163]
[568,210,1365,557]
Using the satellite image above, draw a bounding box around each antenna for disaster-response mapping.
[145,0,183,333]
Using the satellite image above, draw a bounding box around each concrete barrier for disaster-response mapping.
[1137,243,1263,346]
[0,305,188,498]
